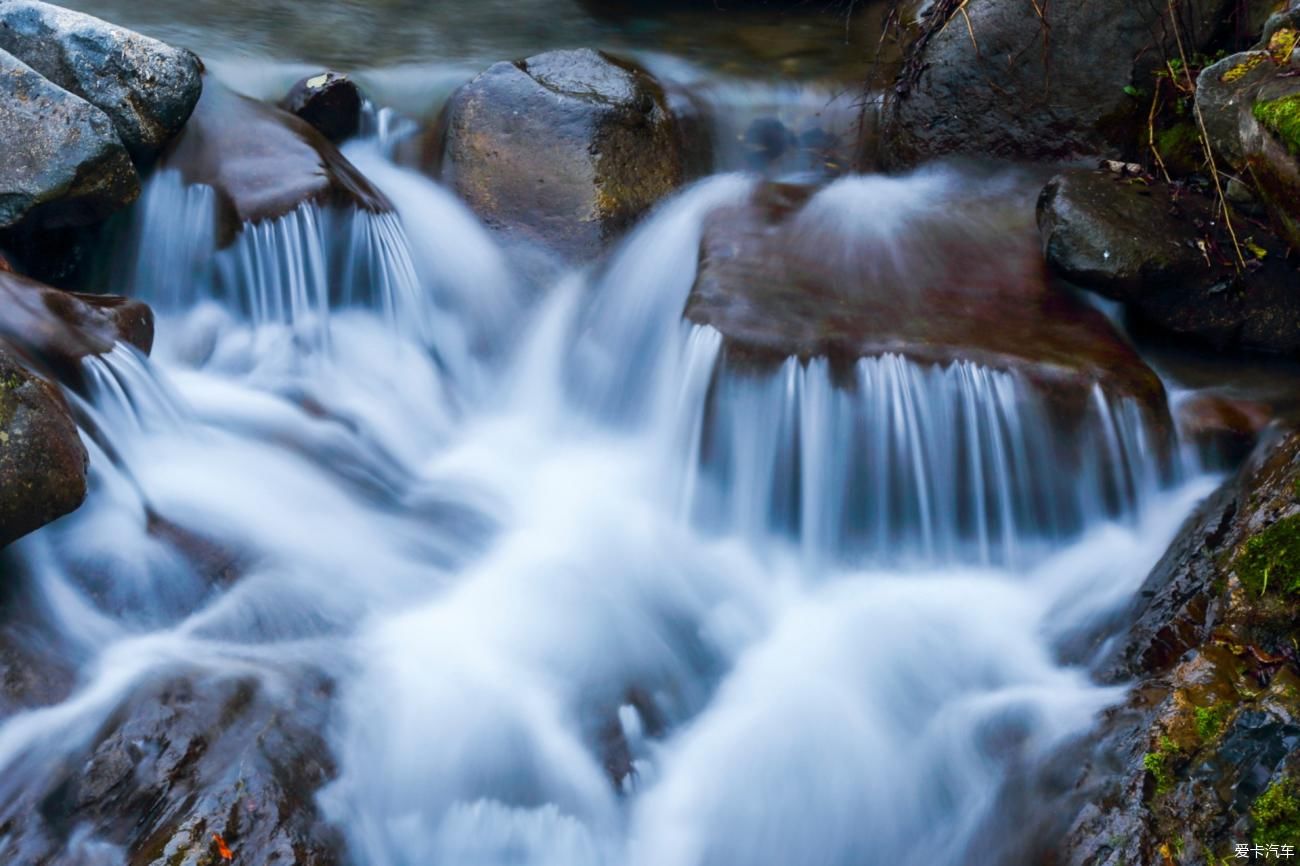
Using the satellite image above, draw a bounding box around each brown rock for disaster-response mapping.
[0,269,153,383]
[1176,392,1274,467]
[684,177,1168,419]
[0,349,86,549]
[163,77,391,248]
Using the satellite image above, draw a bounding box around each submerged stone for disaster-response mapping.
[0,0,202,161]
[0,670,344,864]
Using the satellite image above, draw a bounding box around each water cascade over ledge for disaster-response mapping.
[0,133,1217,866]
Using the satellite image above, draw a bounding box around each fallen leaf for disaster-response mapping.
[212,832,233,861]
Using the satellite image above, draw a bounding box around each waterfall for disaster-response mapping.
[0,141,1215,866]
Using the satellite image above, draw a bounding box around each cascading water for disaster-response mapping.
[0,117,1219,866]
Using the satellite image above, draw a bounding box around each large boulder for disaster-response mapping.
[684,174,1168,417]
[442,48,706,261]
[0,47,138,232]
[0,0,202,162]
[879,0,1267,167]
[1047,429,1300,865]
[0,348,86,549]
[1038,169,1300,353]
[162,78,392,248]
[0,669,344,864]
[1198,13,1300,248]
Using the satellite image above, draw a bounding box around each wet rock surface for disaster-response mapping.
[281,71,364,144]
[0,269,153,381]
[0,348,86,549]
[1048,430,1300,865]
[163,78,392,247]
[443,48,704,262]
[0,0,202,162]
[0,47,138,232]
[879,0,1264,167]
[1176,392,1275,469]
[0,669,344,865]
[683,174,1168,417]
[1039,169,1300,354]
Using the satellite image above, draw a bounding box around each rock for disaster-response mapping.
[0,47,138,232]
[0,0,202,162]
[0,269,153,383]
[879,0,1267,167]
[1198,18,1300,249]
[281,71,364,144]
[1038,169,1300,354]
[1176,392,1274,468]
[0,669,344,864]
[442,48,704,261]
[1045,430,1300,864]
[162,77,392,248]
[0,349,86,549]
[683,175,1169,419]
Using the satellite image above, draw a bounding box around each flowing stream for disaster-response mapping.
[0,85,1224,865]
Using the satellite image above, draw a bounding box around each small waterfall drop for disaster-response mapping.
[0,133,1214,866]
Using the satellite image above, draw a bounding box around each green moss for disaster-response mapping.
[1253,94,1300,158]
[1194,703,1230,741]
[1252,776,1300,847]
[1144,736,1179,795]
[1155,122,1202,173]
[1235,514,1300,597]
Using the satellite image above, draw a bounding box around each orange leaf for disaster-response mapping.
[212,832,233,861]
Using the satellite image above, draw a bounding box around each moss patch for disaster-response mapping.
[1194,703,1230,742]
[1234,514,1300,597]
[1253,94,1300,158]
[1252,776,1300,847]
[1144,736,1180,795]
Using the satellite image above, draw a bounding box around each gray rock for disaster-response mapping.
[0,0,202,161]
[1039,170,1300,354]
[443,48,705,262]
[0,47,138,231]
[879,0,1272,167]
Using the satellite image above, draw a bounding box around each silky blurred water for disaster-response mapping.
[0,130,1223,864]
